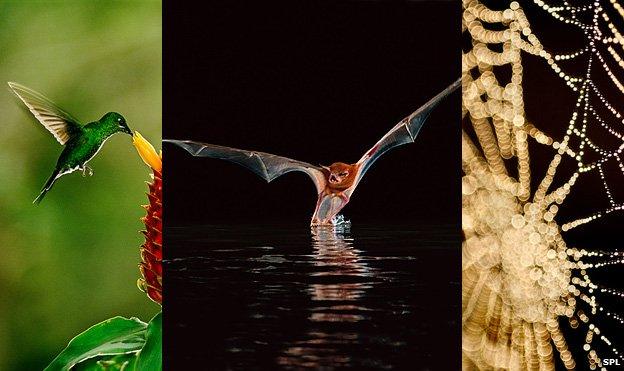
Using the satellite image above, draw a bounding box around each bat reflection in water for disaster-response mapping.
[165,78,460,226]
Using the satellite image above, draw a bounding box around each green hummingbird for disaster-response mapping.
[8,82,133,204]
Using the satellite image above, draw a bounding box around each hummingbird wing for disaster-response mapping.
[351,78,461,191]
[8,82,83,145]
[164,139,326,193]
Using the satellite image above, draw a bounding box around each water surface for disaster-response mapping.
[165,224,459,370]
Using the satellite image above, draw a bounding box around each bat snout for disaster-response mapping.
[329,174,339,183]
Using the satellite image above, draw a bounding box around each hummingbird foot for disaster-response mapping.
[81,165,94,177]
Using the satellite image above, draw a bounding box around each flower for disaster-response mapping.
[133,131,162,173]
[132,132,162,305]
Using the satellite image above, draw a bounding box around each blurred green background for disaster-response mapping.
[0,1,161,369]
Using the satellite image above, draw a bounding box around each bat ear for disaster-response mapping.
[320,164,331,172]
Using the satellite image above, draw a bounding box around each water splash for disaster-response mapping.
[330,214,351,228]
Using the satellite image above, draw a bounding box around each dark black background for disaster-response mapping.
[164,0,460,226]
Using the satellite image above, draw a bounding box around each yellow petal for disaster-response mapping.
[133,131,162,173]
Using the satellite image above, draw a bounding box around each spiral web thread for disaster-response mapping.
[462,0,624,369]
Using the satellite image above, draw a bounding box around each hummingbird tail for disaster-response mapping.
[33,169,60,204]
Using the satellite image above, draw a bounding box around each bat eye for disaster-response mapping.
[339,172,348,177]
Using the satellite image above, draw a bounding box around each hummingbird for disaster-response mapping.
[8,82,133,204]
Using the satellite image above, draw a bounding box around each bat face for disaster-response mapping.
[323,162,358,192]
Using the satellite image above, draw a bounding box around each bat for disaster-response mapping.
[165,78,460,226]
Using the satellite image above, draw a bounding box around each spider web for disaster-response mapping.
[530,0,624,230]
[462,0,624,369]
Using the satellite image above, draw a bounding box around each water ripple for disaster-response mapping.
[166,224,460,369]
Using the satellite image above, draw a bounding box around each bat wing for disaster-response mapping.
[353,78,461,187]
[164,139,327,193]
[8,82,83,145]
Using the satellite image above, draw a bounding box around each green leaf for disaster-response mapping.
[135,312,162,371]
[73,353,137,371]
[44,316,147,371]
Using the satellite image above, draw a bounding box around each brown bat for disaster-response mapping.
[165,78,460,226]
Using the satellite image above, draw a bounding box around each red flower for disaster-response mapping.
[133,132,162,305]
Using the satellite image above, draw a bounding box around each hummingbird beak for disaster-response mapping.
[123,126,133,135]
